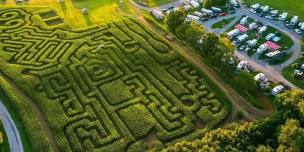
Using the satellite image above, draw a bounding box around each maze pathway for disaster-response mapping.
[0,8,230,151]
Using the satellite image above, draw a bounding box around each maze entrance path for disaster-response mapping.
[0,8,230,152]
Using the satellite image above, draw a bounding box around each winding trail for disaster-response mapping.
[0,100,23,152]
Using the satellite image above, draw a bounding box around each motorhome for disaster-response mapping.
[258,26,267,34]
[237,34,249,42]
[279,12,288,21]
[240,16,249,25]
[201,8,213,16]
[246,39,257,47]
[227,29,240,39]
[257,44,268,54]
[251,3,260,10]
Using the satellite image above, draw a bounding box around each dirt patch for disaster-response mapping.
[144,130,157,149]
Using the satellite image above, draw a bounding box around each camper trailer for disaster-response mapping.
[262,5,269,13]
[279,12,288,21]
[258,26,267,34]
[251,3,260,10]
[257,44,268,54]
[290,16,299,26]
[185,15,200,23]
[211,7,222,13]
[240,16,249,25]
[237,34,249,42]
[249,22,257,30]
[227,29,240,39]
[201,8,213,16]
[193,11,203,17]
[246,39,258,47]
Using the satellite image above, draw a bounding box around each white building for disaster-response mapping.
[272,85,285,96]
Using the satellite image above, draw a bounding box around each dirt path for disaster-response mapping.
[0,72,59,152]
[128,2,272,122]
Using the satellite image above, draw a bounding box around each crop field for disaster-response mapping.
[0,7,230,151]
[0,0,135,28]
[244,0,304,19]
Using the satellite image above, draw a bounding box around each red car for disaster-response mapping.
[219,13,228,16]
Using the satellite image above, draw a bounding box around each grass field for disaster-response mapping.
[0,7,231,151]
[0,0,135,28]
[244,0,304,19]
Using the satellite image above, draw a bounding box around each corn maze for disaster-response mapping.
[0,8,230,151]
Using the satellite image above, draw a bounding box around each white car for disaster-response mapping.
[295,29,302,34]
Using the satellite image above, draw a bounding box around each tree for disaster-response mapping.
[235,72,257,93]
[164,8,186,33]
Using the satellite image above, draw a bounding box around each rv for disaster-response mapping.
[193,11,203,17]
[249,22,257,30]
[257,44,268,54]
[266,33,275,41]
[279,12,288,21]
[185,15,200,23]
[262,5,269,13]
[246,39,258,47]
[258,26,267,34]
[237,34,249,42]
[230,0,238,7]
[189,0,200,8]
[272,85,285,96]
[240,16,249,25]
[237,60,248,71]
[201,8,213,16]
[266,51,281,58]
[150,10,164,20]
[270,10,279,17]
[227,29,240,39]
[251,3,260,10]
[211,7,222,13]
[290,16,299,26]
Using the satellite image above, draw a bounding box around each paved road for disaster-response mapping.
[129,1,272,122]
[0,101,24,152]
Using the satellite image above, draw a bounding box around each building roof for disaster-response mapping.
[235,24,248,33]
[265,41,281,51]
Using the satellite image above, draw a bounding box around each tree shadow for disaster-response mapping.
[84,14,93,26]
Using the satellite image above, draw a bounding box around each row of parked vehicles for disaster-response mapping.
[249,3,304,36]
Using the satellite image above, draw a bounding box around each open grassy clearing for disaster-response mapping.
[244,0,304,20]
[0,0,135,28]
[0,7,231,152]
